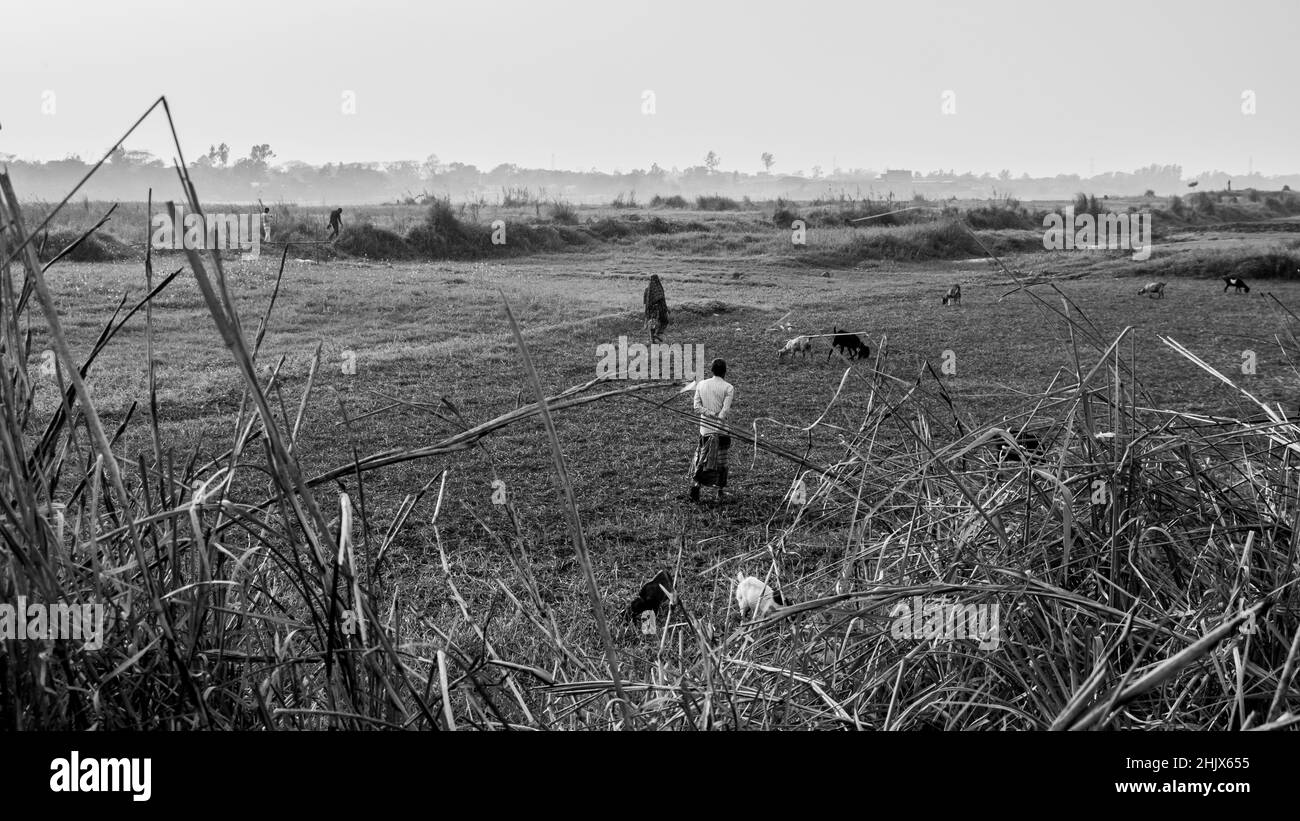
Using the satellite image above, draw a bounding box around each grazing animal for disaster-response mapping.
[734,572,786,620]
[942,284,962,306]
[827,326,870,361]
[778,335,813,360]
[1137,281,1166,299]
[624,570,674,621]
[1223,276,1250,293]
[643,274,669,343]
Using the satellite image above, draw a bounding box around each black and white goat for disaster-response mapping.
[734,572,786,620]
[1223,276,1250,293]
[624,570,674,622]
[942,284,962,306]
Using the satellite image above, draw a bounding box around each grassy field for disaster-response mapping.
[8,197,1300,730]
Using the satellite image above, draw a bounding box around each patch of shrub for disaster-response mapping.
[500,186,535,207]
[649,194,688,209]
[586,217,640,240]
[335,223,415,259]
[695,194,740,211]
[796,220,1039,266]
[405,197,491,258]
[772,196,800,228]
[549,201,579,225]
[964,198,1034,230]
[1139,248,1300,281]
[37,229,133,262]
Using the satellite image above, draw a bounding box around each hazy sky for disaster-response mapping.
[2,0,1296,176]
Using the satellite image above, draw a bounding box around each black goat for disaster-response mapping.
[1223,276,1250,293]
[827,326,870,361]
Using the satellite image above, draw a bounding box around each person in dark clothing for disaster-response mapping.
[327,208,343,239]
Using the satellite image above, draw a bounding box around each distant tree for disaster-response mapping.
[108,146,127,164]
[761,152,774,173]
[421,153,441,179]
[649,162,666,178]
[705,151,720,173]
[217,143,230,166]
[125,150,161,167]
[998,169,1011,181]
[811,165,823,179]
[249,144,275,164]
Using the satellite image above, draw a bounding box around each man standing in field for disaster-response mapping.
[327,207,343,239]
[689,358,734,503]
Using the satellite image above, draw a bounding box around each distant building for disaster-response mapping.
[878,169,914,197]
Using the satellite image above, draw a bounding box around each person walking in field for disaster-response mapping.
[327,207,343,239]
[643,274,669,343]
[689,358,734,503]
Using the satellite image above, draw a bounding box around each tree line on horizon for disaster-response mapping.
[5,147,1295,206]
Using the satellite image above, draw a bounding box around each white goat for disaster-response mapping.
[734,572,785,620]
[1137,281,1166,299]
[778,335,813,360]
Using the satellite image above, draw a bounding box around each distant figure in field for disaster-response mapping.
[260,205,273,243]
[327,208,343,240]
[643,274,669,343]
[689,358,734,504]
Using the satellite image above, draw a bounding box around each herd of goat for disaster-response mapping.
[626,274,1257,635]
[776,276,1254,360]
